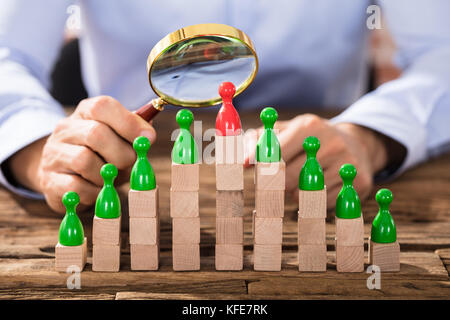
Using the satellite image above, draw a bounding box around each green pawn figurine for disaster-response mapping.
[335,164,361,219]
[256,107,281,163]
[172,109,199,164]
[371,189,396,243]
[95,163,121,219]
[298,136,324,190]
[59,191,84,246]
[369,188,400,272]
[130,136,156,191]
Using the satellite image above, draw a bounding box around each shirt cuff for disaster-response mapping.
[0,104,65,199]
[330,94,427,179]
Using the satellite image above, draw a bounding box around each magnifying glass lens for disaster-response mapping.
[150,35,257,106]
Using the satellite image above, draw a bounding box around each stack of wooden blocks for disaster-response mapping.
[298,188,327,271]
[170,163,201,271]
[253,161,285,271]
[335,215,365,272]
[92,215,121,272]
[215,134,244,270]
[129,187,160,270]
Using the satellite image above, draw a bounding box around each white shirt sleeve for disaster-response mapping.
[332,0,450,177]
[0,0,71,198]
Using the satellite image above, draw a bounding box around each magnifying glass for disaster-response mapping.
[135,23,258,121]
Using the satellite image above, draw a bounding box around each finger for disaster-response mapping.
[57,119,136,170]
[116,166,132,186]
[43,172,100,213]
[277,115,331,164]
[75,96,157,144]
[45,142,105,186]
[323,164,343,189]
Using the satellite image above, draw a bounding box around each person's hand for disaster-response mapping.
[244,114,404,209]
[7,96,156,213]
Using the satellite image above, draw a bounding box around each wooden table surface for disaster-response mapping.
[1,109,449,300]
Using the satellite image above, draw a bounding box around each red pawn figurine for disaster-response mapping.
[216,82,242,136]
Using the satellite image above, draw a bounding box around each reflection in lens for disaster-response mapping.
[150,36,256,105]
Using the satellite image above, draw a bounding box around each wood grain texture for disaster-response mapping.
[92,215,121,245]
[128,188,158,218]
[170,189,199,218]
[215,135,244,164]
[254,217,283,244]
[335,216,365,246]
[216,217,243,244]
[254,244,282,271]
[298,188,327,218]
[216,190,244,217]
[298,217,326,245]
[171,163,199,191]
[172,244,200,271]
[369,240,400,272]
[335,245,364,273]
[255,161,285,191]
[172,217,200,244]
[130,244,159,271]
[255,190,284,217]
[55,238,87,272]
[1,110,450,299]
[298,244,327,272]
[215,164,244,190]
[129,217,159,245]
[215,244,243,271]
[92,244,120,272]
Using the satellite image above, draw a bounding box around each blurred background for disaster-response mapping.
[50,19,401,107]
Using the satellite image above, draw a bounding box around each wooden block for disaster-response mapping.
[55,238,87,272]
[130,244,159,271]
[298,188,327,218]
[129,217,158,245]
[255,161,285,191]
[216,164,243,190]
[335,216,364,246]
[128,187,158,218]
[92,244,120,272]
[215,135,244,164]
[298,244,327,272]
[172,244,200,271]
[92,215,121,245]
[254,217,283,244]
[170,189,199,218]
[215,244,243,270]
[216,190,244,217]
[216,217,243,244]
[254,244,282,271]
[171,163,199,191]
[298,217,326,245]
[335,245,364,273]
[255,190,284,217]
[172,217,200,244]
[369,240,400,272]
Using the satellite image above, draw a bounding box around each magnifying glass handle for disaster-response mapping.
[135,98,165,122]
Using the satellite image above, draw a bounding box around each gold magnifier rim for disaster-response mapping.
[147,23,258,108]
